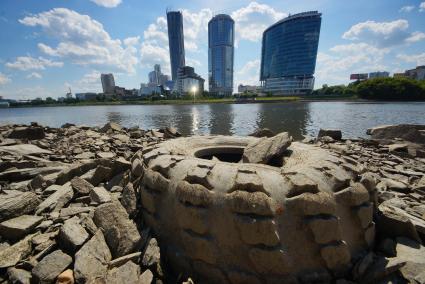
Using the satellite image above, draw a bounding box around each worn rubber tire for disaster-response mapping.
[134,136,375,283]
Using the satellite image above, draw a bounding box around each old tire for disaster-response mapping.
[134,136,374,283]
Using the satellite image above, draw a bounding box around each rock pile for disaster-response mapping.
[0,123,181,284]
[0,122,424,283]
[315,125,425,283]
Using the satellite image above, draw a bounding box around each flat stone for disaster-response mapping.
[0,190,40,222]
[97,152,116,159]
[59,206,92,218]
[74,230,112,283]
[388,143,409,153]
[109,252,142,268]
[59,216,89,251]
[0,215,43,240]
[243,132,292,164]
[89,166,112,186]
[36,183,74,214]
[90,186,111,204]
[106,261,141,284]
[70,176,93,196]
[0,233,35,268]
[7,267,32,284]
[249,128,275,138]
[93,201,142,257]
[0,144,52,156]
[75,152,94,159]
[32,250,72,284]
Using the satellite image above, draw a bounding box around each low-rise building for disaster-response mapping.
[406,66,425,80]
[369,71,390,79]
[176,66,204,95]
[238,84,262,93]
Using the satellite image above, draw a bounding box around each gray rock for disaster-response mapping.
[59,216,89,251]
[317,129,342,140]
[121,183,137,217]
[242,132,292,164]
[0,190,40,222]
[0,166,65,182]
[55,161,97,185]
[0,233,35,268]
[377,204,421,243]
[367,124,425,144]
[388,143,409,153]
[8,126,45,140]
[32,250,72,284]
[97,152,115,159]
[7,267,32,284]
[70,176,94,196]
[106,261,141,284]
[74,230,112,283]
[142,237,160,268]
[93,201,142,257]
[90,186,111,204]
[36,183,74,214]
[0,215,44,240]
[100,122,122,133]
[90,166,112,186]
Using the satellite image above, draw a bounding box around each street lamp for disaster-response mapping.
[191,85,198,104]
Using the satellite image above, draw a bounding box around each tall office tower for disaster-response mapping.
[101,73,116,94]
[167,10,186,82]
[260,11,322,95]
[208,14,235,97]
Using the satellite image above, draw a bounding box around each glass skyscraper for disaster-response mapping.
[167,10,185,82]
[208,14,235,97]
[260,11,322,95]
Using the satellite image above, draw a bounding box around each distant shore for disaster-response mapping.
[3,95,365,108]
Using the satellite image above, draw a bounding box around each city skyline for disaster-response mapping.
[0,0,425,99]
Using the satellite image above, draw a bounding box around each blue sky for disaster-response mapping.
[0,0,424,99]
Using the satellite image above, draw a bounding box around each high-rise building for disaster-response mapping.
[101,73,116,94]
[167,10,186,82]
[260,11,322,95]
[208,14,235,97]
[148,64,170,86]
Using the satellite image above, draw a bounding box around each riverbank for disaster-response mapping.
[6,95,360,108]
[0,123,424,283]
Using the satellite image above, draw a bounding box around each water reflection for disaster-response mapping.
[1,102,425,139]
[208,104,234,135]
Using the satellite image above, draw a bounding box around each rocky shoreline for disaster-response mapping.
[0,123,424,283]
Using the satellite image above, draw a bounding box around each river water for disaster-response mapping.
[1,102,424,140]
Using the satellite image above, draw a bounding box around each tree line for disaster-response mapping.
[312,77,425,101]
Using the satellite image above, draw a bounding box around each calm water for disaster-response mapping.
[1,102,425,140]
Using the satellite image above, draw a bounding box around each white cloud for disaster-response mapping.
[6,56,63,71]
[27,72,42,79]
[19,8,138,73]
[0,73,11,85]
[315,43,389,86]
[235,59,261,87]
[405,31,425,43]
[231,2,286,42]
[90,0,122,8]
[399,5,415,12]
[397,53,425,66]
[342,20,412,47]
[182,9,213,51]
[420,2,425,12]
